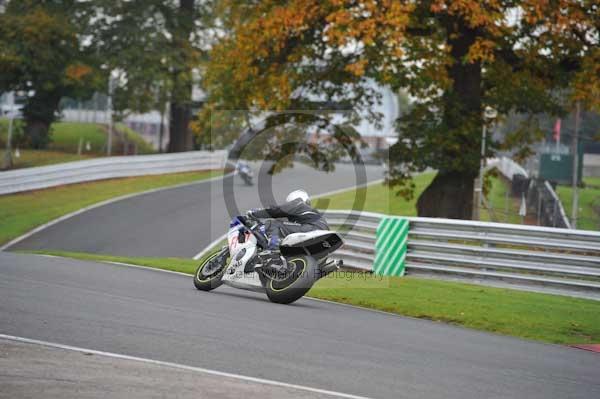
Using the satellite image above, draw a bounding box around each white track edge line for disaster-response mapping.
[0,333,371,399]
[30,254,194,276]
[105,261,193,277]
[0,172,233,252]
[193,233,228,260]
[191,178,384,260]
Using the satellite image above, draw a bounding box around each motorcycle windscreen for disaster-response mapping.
[280,232,343,258]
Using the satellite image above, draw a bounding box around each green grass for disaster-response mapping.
[314,172,435,215]
[29,250,201,275]
[50,122,155,155]
[1,119,155,158]
[26,249,600,345]
[314,171,599,231]
[556,179,600,231]
[0,149,95,170]
[480,176,522,224]
[47,122,109,154]
[309,273,600,344]
[0,170,221,245]
[114,123,155,154]
[584,177,600,187]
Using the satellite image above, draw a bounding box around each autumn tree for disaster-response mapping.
[0,0,98,148]
[91,0,214,152]
[202,0,599,218]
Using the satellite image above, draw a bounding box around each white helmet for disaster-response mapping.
[286,189,311,205]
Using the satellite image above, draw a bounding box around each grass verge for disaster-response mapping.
[480,176,523,224]
[2,120,155,163]
[0,170,222,246]
[25,249,600,345]
[314,172,435,215]
[556,178,600,231]
[1,149,95,170]
[47,122,110,154]
[29,250,201,275]
[48,122,155,155]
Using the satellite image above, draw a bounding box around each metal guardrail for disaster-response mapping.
[324,210,600,296]
[0,151,228,195]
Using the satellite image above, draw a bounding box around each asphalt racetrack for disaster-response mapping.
[9,164,383,258]
[1,252,599,399]
[8,162,383,257]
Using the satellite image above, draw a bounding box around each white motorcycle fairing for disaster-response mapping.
[280,230,333,246]
[221,223,264,292]
[219,219,344,293]
[280,230,344,259]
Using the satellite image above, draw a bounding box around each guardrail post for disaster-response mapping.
[373,217,409,276]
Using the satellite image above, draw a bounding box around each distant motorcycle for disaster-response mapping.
[193,214,343,304]
[236,162,254,186]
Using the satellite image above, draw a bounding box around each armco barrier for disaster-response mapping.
[324,210,600,297]
[0,151,227,195]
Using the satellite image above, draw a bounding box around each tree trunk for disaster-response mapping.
[416,18,482,219]
[24,119,52,149]
[22,90,61,149]
[167,102,192,152]
[417,171,477,219]
[167,0,195,153]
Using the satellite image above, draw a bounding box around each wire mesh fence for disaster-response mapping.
[527,179,571,229]
[479,175,598,231]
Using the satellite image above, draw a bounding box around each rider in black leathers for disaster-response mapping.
[247,190,328,249]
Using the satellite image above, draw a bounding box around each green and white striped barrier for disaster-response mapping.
[373,217,409,276]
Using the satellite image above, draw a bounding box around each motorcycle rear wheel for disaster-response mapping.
[193,248,229,291]
[263,255,319,304]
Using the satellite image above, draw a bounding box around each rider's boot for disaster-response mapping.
[255,250,286,272]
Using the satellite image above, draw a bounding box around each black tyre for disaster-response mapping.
[264,256,319,304]
[193,248,229,291]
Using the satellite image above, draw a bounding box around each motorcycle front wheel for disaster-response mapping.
[263,255,319,304]
[193,248,229,291]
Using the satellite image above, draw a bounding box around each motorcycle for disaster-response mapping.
[237,164,254,186]
[193,215,344,304]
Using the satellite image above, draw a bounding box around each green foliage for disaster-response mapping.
[92,5,205,113]
[0,1,101,147]
[87,0,217,151]
[203,1,599,215]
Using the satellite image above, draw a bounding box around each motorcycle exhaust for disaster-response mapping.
[320,259,343,277]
